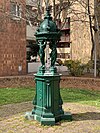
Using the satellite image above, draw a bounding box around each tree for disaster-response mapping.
[49,0,100,77]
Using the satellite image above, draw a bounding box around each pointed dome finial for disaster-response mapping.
[44,6,52,20]
[46,0,49,9]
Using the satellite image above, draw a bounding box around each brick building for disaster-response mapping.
[0,0,26,76]
[0,0,99,76]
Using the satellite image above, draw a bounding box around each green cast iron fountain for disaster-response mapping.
[26,6,72,126]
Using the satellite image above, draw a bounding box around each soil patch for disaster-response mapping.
[0,102,100,133]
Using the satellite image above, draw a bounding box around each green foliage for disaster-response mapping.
[85,60,100,75]
[85,60,93,73]
[61,88,99,102]
[64,60,85,76]
[27,51,31,61]
[56,59,63,66]
[0,87,35,106]
[0,87,100,107]
[61,88,100,107]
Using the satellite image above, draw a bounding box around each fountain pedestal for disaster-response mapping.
[32,72,72,125]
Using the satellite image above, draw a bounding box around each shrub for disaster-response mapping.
[56,59,63,66]
[64,60,85,76]
[85,60,93,73]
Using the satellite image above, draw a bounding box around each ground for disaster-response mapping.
[0,102,100,133]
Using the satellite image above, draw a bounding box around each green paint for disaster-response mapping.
[32,74,72,125]
[29,7,72,125]
[35,7,61,71]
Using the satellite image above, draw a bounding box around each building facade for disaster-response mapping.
[0,0,99,76]
[69,0,93,63]
[42,0,100,63]
[94,0,100,60]
[0,0,26,76]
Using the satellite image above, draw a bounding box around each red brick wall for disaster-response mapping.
[60,76,100,90]
[0,76,100,90]
[0,0,26,76]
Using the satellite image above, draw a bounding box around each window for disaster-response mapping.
[62,17,70,29]
[56,19,61,28]
[10,2,21,20]
[57,53,65,58]
[57,53,70,59]
[57,43,70,48]
[60,17,70,43]
[0,15,5,32]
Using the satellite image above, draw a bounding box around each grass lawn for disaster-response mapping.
[0,87,100,107]
[61,88,100,107]
[0,87,35,106]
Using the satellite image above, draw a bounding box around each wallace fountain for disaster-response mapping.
[25,3,72,126]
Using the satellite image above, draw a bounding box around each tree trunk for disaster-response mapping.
[87,0,95,60]
[53,0,55,20]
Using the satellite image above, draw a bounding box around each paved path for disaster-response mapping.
[0,102,100,133]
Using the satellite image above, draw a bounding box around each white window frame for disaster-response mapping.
[10,2,22,20]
